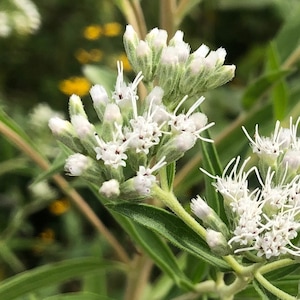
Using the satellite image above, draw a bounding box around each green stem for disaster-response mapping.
[259,258,297,275]
[255,271,296,300]
[151,184,207,240]
[172,280,216,300]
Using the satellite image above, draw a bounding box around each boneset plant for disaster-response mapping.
[1,1,300,300]
[47,26,300,299]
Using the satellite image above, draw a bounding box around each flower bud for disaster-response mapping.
[156,47,181,99]
[206,229,231,256]
[157,132,196,164]
[205,65,236,90]
[65,153,104,184]
[99,179,120,198]
[68,94,87,118]
[191,196,230,237]
[71,115,96,156]
[89,84,109,121]
[123,25,139,72]
[48,117,83,152]
[135,40,153,81]
[65,153,89,176]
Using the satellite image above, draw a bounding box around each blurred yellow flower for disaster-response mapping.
[75,48,91,64]
[75,48,104,64]
[103,22,122,37]
[83,25,102,40]
[39,228,55,243]
[59,77,91,96]
[89,49,104,62]
[117,53,132,72]
[49,198,70,215]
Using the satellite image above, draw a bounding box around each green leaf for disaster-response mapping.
[253,280,271,300]
[166,162,176,191]
[108,203,229,270]
[265,264,300,281]
[87,184,194,290]
[199,130,226,222]
[113,215,194,290]
[83,65,116,92]
[0,258,121,300]
[275,3,300,63]
[0,108,39,152]
[43,292,114,300]
[266,42,289,120]
[242,69,291,109]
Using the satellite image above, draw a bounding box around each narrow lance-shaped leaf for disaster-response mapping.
[108,202,230,270]
[88,184,194,290]
[266,42,289,121]
[242,69,291,109]
[0,258,121,300]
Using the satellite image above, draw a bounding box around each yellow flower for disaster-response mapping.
[89,49,104,62]
[83,25,102,40]
[39,228,55,243]
[48,198,70,215]
[59,77,91,97]
[75,48,91,64]
[117,53,132,72]
[103,22,122,37]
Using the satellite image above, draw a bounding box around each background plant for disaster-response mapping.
[1,0,300,299]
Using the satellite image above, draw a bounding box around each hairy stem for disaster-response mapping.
[151,184,207,239]
[255,271,296,300]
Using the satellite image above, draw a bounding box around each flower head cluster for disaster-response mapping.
[49,59,213,200]
[192,118,300,259]
[123,25,235,107]
[0,0,41,37]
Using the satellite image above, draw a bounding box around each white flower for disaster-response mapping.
[112,61,143,105]
[202,156,255,203]
[94,129,128,169]
[133,157,166,195]
[242,121,284,166]
[126,90,166,154]
[169,96,214,142]
[65,153,89,176]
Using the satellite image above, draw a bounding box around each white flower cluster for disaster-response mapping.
[195,118,300,259]
[123,25,235,105]
[49,61,213,199]
[0,0,41,37]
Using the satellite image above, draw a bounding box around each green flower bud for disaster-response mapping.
[157,133,196,164]
[205,65,236,90]
[65,153,104,185]
[89,84,109,121]
[48,116,84,153]
[206,229,231,256]
[123,24,139,70]
[99,179,120,199]
[71,115,96,156]
[191,196,230,238]
[69,94,88,118]
[135,40,153,82]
